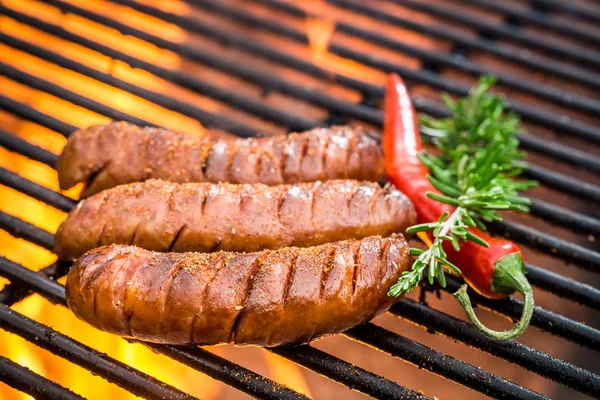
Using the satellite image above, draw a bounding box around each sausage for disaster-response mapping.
[65,234,410,346]
[54,179,416,260]
[57,121,384,198]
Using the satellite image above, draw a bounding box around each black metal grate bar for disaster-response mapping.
[118,0,600,175]
[0,128,58,168]
[391,299,600,397]
[2,200,598,392]
[0,62,156,128]
[345,323,547,400]
[0,95,73,137]
[327,0,600,91]
[523,164,600,203]
[0,34,259,138]
[0,260,70,307]
[528,198,600,236]
[269,345,429,399]
[525,264,600,309]
[492,220,600,271]
[515,134,600,175]
[0,356,85,400]
[531,0,600,24]
[468,0,600,45]
[330,20,600,114]
[0,167,75,213]
[187,0,600,141]
[0,211,54,251]
[387,0,600,68]
[50,0,600,118]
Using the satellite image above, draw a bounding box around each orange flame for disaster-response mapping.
[263,352,313,397]
[305,16,383,84]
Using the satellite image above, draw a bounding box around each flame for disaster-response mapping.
[305,17,383,83]
[262,352,313,397]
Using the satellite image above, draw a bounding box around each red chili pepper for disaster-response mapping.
[383,73,533,340]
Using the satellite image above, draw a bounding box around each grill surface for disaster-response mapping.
[0,0,599,399]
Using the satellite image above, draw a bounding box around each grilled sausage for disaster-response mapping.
[54,179,416,260]
[57,122,384,198]
[65,234,410,346]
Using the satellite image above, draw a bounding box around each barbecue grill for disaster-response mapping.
[0,0,598,398]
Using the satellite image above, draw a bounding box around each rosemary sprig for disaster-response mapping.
[389,76,538,297]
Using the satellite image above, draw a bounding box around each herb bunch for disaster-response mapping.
[389,76,537,297]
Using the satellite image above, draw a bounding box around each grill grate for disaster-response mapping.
[0,0,599,399]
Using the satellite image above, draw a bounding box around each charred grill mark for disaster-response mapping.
[369,186,381,216]
[191,252,225,343]
[321,133,330,179]
[89,250,128,331]
[84,160,112,193]
[298,135,310,177]
[96,222,109,249]
[351,242,361,297]
[140,132,152,181]
[347,182,361,212]
[129,223,140,246]
[210,239,223,253]
[200,142,213,178]
[158,255,186,337]
[277,186,288,223]
[278,137,288,181]
[229,256,261,343]
[309,181,321,225]
[341,132,351,178]
[227,140,241,181]
[199,189,208,218]
[188,312,199,345]
[282,250,299,308]
[116,252,139,338]
[167,224,187,252]
[376,238,385,288]
[255,144,263,178]
[319,246,337,300]
[347,129,359,170]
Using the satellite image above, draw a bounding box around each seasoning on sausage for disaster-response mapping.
[54,179,416,260]
[57,122,384,198]
[65,234,410,346]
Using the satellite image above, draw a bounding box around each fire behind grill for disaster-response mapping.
[0,0,599,399]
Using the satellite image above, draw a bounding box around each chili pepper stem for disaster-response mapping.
[453,253,534,340]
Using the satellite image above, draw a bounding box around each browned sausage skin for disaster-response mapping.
[57,122,384,198]
[54,179,416,260]
[65,234,410,346]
